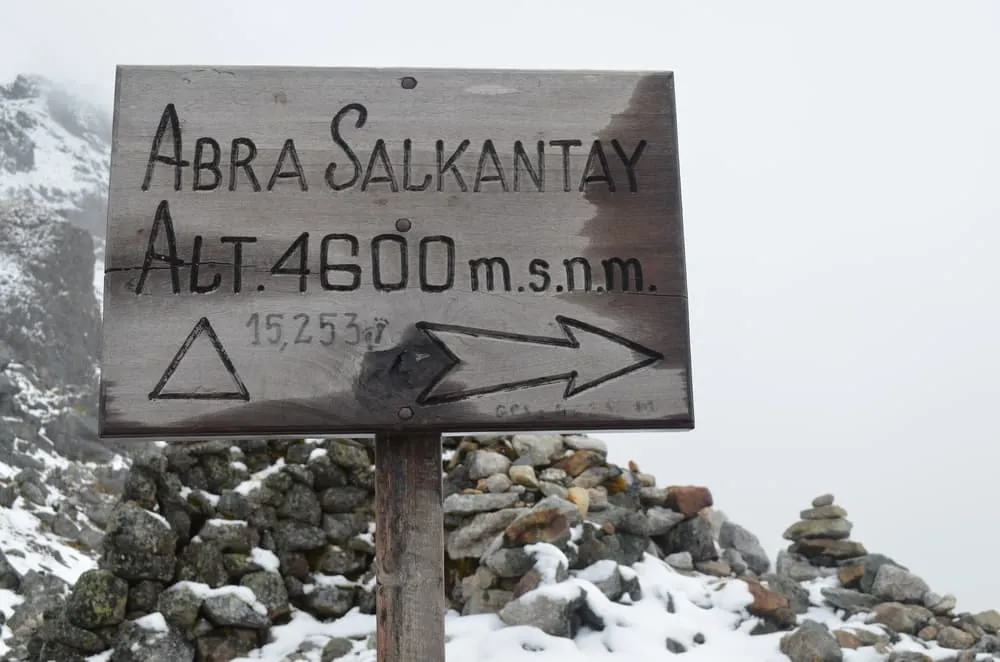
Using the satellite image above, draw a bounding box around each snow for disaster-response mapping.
[250,547,281,573]
[234,459,286,495]
[169,581,269,616]
[133,612,168,632]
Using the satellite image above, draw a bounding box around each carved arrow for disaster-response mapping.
[414,315,663,406]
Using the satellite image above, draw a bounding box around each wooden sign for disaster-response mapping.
[99,66,693,440]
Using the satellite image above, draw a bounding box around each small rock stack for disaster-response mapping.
[774,494,1000,661]
[781,493,867,568]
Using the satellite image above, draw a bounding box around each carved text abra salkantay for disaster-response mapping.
[140,103,649,194]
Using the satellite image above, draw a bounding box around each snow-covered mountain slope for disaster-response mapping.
[0,74,110,305]
[0,75,109,237]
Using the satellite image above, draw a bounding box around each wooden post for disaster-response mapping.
[374,431,446,662]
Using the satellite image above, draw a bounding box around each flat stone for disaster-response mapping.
[871,564,929,604]
[508,465,538,490]
[869,602,932,635]
[820,587,878,613]
[782,518,852,541]
[799,505,848,520]
[811,494,835,507]
[467,451,511,480]
[974,609,1000,634]
[938,626,977,650]
[511,434,565,466]
[719,521,770,574]
[446,508,526,558]
[442,492,519,515]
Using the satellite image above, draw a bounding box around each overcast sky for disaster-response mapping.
[3,0,1000,612]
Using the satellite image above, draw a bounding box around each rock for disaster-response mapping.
[322,513,369,544]
[319,486,370,514]
[484,473,512,493]
[447,508,525,558]
[274,520,328,552]
[483,547,535,578]
[0,550,22,591]
[110,620,196,662]
[860,554,906,594]
[832,629,863,649]
[974,609,1000,634]
[566,487,590,516]
[504,506,571,548]
[158,585,203,635]
[664,486,713,518]
[799,505,848,520]
[744,578,797,630]
[779,620,843,662]
[499,587,596,637]
[820,587,878,613]
[763,574,810,614]
[321,637,355,661]
[202,593,270,629]
[127,580,164,617]
[563,435,607,454]
[315,545,367,576]
[776,550,824,582]
[722,548,749,576]
[887,654,932,662]
[719,521,770,574]
[782,518,852,541]
[508,465,539,489]
[870,564,930,604]
[869,602,932,635]
[926,592,957,616]
[301,585,356,619]
[326,439,371,470]
[101,502,178,581]
[241,572,291,622]
[175,541,228,588]
[695,561,732,577]
[812,494,835,507]
[539,468,569,485]
[443,492,519,515]
[553,450,605,477]
[938,626,977,650]
[277,483,323,525]
[65,570,129,629]
[655,513,716,562]
[195,629,260,662]
[197,519,258,553]
[665,552,694,570]
[838,563,865,588]
[467,451,511,480]
[511,434,565,465]
[646,507,685,536]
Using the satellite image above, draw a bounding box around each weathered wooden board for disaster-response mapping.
[99,65,693,439]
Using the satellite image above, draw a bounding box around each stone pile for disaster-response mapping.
[774,494,1000,662]
[7,433,774,662]
[780,493,867,568]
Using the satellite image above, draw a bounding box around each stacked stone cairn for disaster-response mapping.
[776,494,1000,662]
[9,436,1000,662]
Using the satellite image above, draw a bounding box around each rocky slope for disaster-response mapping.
[0,434,998,662]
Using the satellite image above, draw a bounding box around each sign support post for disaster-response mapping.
[375,431,446,662]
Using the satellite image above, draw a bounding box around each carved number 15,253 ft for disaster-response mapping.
[246,312,387,348]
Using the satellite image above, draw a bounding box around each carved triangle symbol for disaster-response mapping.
[148,317,250,401]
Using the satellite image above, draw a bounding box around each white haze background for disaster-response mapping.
[2,0,999,612]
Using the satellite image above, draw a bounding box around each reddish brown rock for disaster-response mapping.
[552,450,604,477]
[665,486,714,518]
[833,629,863,649]
[743,578,796,630]
[503,509,570,548]
[838,563,865,588]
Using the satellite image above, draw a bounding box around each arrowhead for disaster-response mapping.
[556,316,663,397]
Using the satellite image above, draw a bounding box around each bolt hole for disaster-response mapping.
[401,76,417,90]
[395,218,412,232]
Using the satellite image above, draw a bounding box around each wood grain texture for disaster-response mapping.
[98,66,693,439]
[375,431,445,662]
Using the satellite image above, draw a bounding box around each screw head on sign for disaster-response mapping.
[398,406,414,420]
[400,76,417,90]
